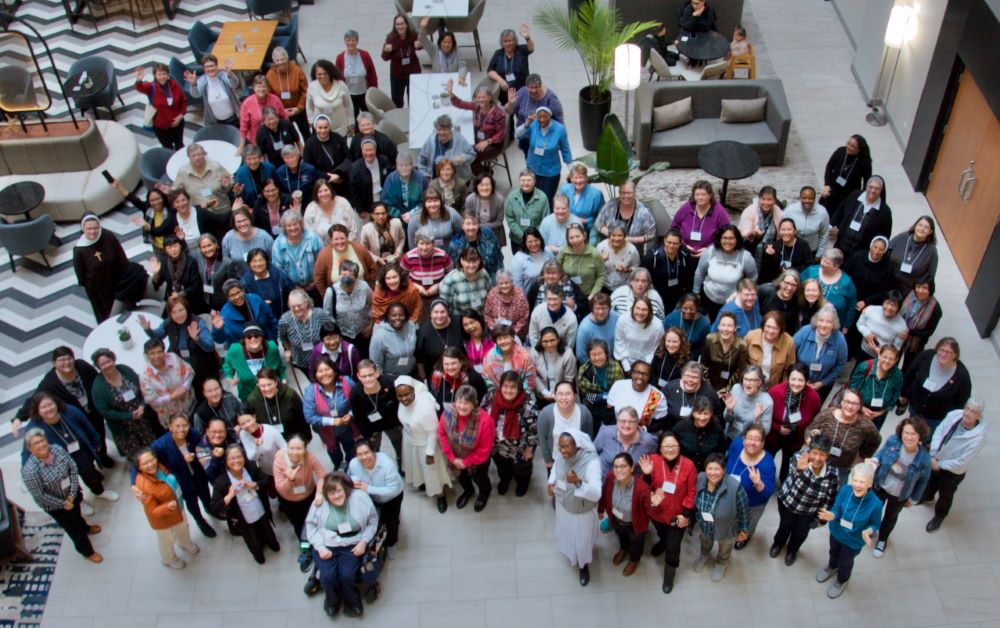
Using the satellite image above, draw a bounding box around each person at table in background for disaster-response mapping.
[801,248,857,332]
[185,54,241,128]
[757,218,812,283]
[720,366,774,442]
[557,223,605,300]
[484,270,531,340]
[419,116,476,185]
[598,225,640,293]
[448,211,503,278]
[382,14,422,107]
[349,138,392,217]
[594,182,657,253]
[692,226,757,322]
[305,59,354,137]
[671,180,730,259]
[238,74,288,156]
[922,399,986,533]
[899,337,972,432]
[643,229,694,314]
[133,448,201,570]
[255,106,301,167]
[303,115,352,197]
[712,278,761,338]
[140,294,216,392]
[745,311,796,386]
[607,360,667,432]
[221,206,275,262]
[822,135,872,223]
[304,179,360,245]
[505,169,552,254]
[577,338,624,429]
[265,46,310,140]
[598,452,651,578]
[73,214,149,324]
[446,81,506,177]
[868,416,931,559]
[539,194,572,256]
[91,348,159,459]
[888,215,939,294]
[792,305,847,402]
[172,143,234,215]
[271,210,323,296]
[558,164,604,240]
[211,445,281,564]
[22,431,103,563]
[769,433,838,566]
[232,145,275,209]
[506,74,564,155]
[382,154,429,221]
[738,186,783,256]
[575,293,618,364]
[693,452,749,583]
[336,30,379,123]
[549,429,601,586]
[135,63,187,150]
[700,312,748,392]
[766,363,821,482]
[348,112,399,165]
[854,290,907,361]
[663,293,710,358]
[815,462,882,599]
[831,175,893,261]
[276,145,320,207]
[678,0,717,37]
[211,279,279,345]
[531,327,578,408]
[517,107,572,206]
[487,25,534,103]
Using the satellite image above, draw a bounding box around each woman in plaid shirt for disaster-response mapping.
[769,433,838,566]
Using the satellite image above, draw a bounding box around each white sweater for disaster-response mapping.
[239,424,288,476]
[855,305,908,357]
[613,315,664,371]
[529,305,578,349]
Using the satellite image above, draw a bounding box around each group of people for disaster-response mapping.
[17,2,987,615]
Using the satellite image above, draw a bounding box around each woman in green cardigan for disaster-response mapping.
[91,348,159,460]
[557,223,606,299]
[222,324,286,402]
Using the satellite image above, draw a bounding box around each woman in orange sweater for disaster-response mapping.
[135,448,200,570]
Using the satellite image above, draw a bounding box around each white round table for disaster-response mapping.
[165,139,244,182]
[82,312,163,375]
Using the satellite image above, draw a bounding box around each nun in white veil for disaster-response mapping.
[548,428,602,586]
[395,375,453,511]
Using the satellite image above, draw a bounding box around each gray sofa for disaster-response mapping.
[633,79,792,169]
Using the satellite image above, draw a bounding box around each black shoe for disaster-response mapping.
[343,603,363,618]
[515,485,529,497]
[926,517,943,533]
[497,480,510,496]
[196,518,217,538]
[895,404,908,416]
[253,552,266,565]
[734,539,748,551]
[784,551,798,566]
[298,551,313,573]
[437,496,448,513]
[268,541,281,552]
[418,484,426,492]
[324,598,341,617]
[662,565,676,594]
[456,491,474,510]
[579,565,590,587]
[769,543,782,558]
[651,541,666,557]
[473,495,489,512]
[100,455,116,469]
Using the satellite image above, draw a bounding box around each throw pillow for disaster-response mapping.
[652,97,694,131]
[720,97,767,123]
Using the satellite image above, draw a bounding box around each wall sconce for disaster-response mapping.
[867,3,916,126]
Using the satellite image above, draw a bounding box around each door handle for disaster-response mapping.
[961,175,976,201]
[957,160,975,195]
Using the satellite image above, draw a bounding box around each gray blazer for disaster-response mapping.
[695,473,749,541]
[189,71,243,124]
[536,403,594,464]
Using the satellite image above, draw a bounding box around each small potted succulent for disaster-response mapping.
[118,327,134,349]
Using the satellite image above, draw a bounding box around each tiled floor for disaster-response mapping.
[32,0,1000,626]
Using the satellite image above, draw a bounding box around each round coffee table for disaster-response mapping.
[676,31,729,62]
[698,140,761,207]
[0,181,45,221]
[83,311,163,374]
[66,69,109,101]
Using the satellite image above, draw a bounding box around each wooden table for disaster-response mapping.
[411,0,468,17]
[212,20,279,72]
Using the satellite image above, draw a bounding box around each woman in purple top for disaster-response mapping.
[670,181,730,259]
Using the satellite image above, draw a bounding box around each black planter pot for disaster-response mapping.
[578,86,611,151]
[568,0,585,13]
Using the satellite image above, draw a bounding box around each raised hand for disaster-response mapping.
[149,256,161,276]
[210,310,224,329]
[187,320,200,340]
[638,454,654,476]
[138,314,151,330]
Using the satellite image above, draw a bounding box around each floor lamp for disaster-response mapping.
[867,3,916,126]
[615,43,641,141]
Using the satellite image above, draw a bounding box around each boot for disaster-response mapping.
[195,516,217,538]
[662,565,677,594]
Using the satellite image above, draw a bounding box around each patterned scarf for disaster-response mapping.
[490,388,526,440]
[442,406,481,459]
[901,291,938,331]
[639,388,663,427]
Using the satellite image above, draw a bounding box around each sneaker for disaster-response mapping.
[80,501,95,516]
[873,540,887,559]
[711,562,727,582]
[815,566,836,583]
[164,558,187,570]
[95,489,119,502]
[182,544,200,555]
[827,580,848,599]
[692,554,710,572]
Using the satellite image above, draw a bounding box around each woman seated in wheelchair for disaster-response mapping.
[305,472,380,618]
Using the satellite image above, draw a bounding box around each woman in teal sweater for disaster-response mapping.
[222,324,286,401]
[816,462,882,599]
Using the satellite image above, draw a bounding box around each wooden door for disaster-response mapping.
[926,71,1000,286]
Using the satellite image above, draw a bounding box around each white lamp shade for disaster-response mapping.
[884,5,916,49]
[614,43,642,91]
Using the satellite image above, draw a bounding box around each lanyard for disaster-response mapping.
[284,168,303,193]
[869,373,889,400]
[658,456,681,487]
[903,236,927,265]
[831,420,852,450]
[839,153,857,180]
[657,356,678,384]
[263,394,282,425]
[843,492,865,525]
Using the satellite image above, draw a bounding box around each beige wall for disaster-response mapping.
[832,0,948,146]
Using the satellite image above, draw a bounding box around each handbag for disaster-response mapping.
[142,82,158,130]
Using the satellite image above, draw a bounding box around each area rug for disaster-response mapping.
[0,511,63,628]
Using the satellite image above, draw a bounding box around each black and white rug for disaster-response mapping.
[0,511,63,627]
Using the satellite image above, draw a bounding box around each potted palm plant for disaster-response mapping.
[535,0,657,150]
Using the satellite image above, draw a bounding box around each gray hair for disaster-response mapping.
[629,267,651,283]
[288,288,311,308]
[620,180,636,193]
[222,278,244,295]
[415,227,436,243]
[243,144,262,158]
[607,221,628,237]
[742,364,765,382]
[396,152,414,166]
[198,233,219,247]
[811,304,841,330]
[616,407,639,423]
[966,398,985,413]
[849,462,875,483]
[271,46,289,62]
[518,168,536,180]
[434,114,453,130]
[473,85,495,104]
[499,29,517,45]
[356,111,375,124]
[280,209,304,229]
[262,106,280,119]
[525,73,542,87]
[340,259,360,277]
[552,193,569,209]
[774,268,800,286]
[495,269,514,283]
[280,144,300,157]
[186,143,206,157]
[681,360,703,377]
[822,247,844,268]
[343,29,359,40]
[24,428,47,447]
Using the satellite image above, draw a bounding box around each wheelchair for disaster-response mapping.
[303,522,389,606]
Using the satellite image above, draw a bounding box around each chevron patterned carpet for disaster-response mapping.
[0,0,256,447]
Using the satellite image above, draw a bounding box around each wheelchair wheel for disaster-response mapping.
[303,575,321,596]
[365,582,380,604]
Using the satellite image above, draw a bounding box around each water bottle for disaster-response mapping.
[234,35,244,52]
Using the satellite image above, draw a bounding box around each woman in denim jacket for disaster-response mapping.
[868,416,931,559]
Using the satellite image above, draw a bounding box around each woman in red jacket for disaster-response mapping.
[766,363,822,483]
[135,63,187,150]
[637,431,697,594]
[599,452,651,578]
[437,384,496,512]
[381,14,422,107]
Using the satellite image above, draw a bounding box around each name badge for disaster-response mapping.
[167,96,174,106]
[471,298,483,309]
[519,218,531,226]
[871,397,884,408]
[781,260,792,269]
[201,188,213,198]
[720,370,730,380]
[830,446,843,457]
[338,521,352,534]
[667,278,679,287]
[689,230,701,242]
[434,238,444,247]
[840,519,854,530]
[700,511,714,523]
[849,219,862,231]
[397,357,409,366]
[809,362,822,372]
[66,442,81,454]
[787,411,801,424]
[280,91,291,100]
[900,262,913,274]
[729,473,742,483]
[612,507,624,519]
[680,36,689,42]
[571,275,583,284]
[662,481,676,494]
[60,477,71,490]
[301,341,313,351]
[533,146,545,156]
[835,175,847,186]
[204,283,215,295]
[658,378,668,387]
[497,318,513,326]
[241,490,256,503]
[368,411,382,422]
[276,423,285,433]
[293,485,307,495]
[477,131,486,140]
[505,73,516,82]
[556,479,567,491]
[122,390,136,402]
[422,277,434,285]
[679,405,692,417]
[180,348,191,359]
[273,140,284,151]
[401,56,410,65]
